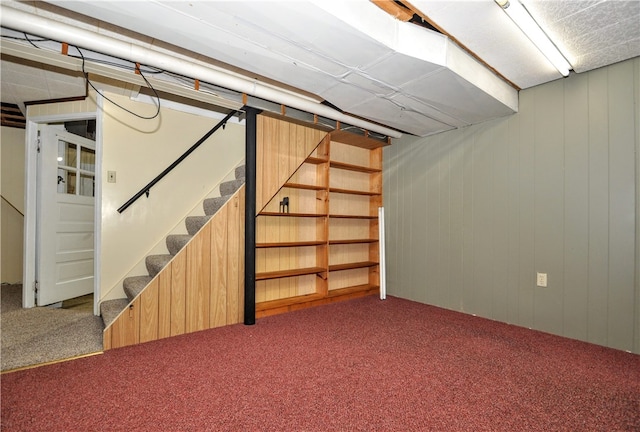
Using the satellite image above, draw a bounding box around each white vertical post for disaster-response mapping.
[378,206,386,300]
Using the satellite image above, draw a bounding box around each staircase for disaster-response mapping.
[100,164,246,329]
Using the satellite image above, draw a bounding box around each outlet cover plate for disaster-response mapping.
[536,272,547,287]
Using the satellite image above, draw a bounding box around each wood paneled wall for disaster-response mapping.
[104,187,245,350]
[256,114,328,213]
[384,57,640,354]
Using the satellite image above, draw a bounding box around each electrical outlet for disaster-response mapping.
[536,272,547,287]
[107,171,116,183]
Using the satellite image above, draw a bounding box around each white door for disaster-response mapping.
[37,127,96,306]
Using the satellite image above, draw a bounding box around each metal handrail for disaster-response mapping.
[117,109,239,213]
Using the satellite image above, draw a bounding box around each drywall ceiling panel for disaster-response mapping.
[0,57,85,107]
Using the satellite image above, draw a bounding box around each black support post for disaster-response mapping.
[244,107,259,325]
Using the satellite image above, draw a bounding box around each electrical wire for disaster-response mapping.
[0,33,49,42]
[75,45,161,120]
[2,32,162,120]
[22,32,43,48]
[66,53,166,75]
[3,34,391,138]
[10,33,165,74]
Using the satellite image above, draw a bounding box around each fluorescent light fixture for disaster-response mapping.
[496,0,571,76]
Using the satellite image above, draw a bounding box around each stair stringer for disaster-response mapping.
[103,186,245,350]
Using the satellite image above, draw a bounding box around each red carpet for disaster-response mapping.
[2,296,639,431]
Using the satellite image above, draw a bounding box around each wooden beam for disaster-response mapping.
[371,1,414,21]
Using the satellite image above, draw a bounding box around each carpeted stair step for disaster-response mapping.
[166,234,192,255]
[235,165,245,180]
[185,215,212,235]
[123,275,154,300]
[219,179,244,196]
[146,254,172,278]
[203,195,231,216]
[100,298,130,327]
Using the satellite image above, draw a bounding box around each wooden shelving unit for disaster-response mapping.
[327,139,382,296]
[255,115,385,317]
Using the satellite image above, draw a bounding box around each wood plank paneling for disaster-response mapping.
[226,194,240,325]
[256,115,327,212]
[110,298,140,348]
[562,71,589,342]
[505,113,521,324]
[256,116,264,216]
[103,326,112,351]
[491,119,510,323]
[139,278,159,343]
[586,66,610,347]
[606,61,636,351]
[517,89,536,329]
[186,223,211,332]
[157,269,172,339]
[211,198,229,327]
[170,250,187,337]
[532,79,565,334]
[261,116,279,211]
[237,187,245,324]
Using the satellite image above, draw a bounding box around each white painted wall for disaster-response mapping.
[384,57,640,354]
[100,93,245,300]
[1,126,26,283]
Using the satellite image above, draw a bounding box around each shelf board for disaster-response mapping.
[259,211,326,218]
[328,261,379,272]
[330,187,381,196]
[330,160,381,173]
[257,241,326,248]
[305,156,329,165]
[327,284,380,297]
[329,238,378,245]
[284,182,326,191]
[329,214,378,219]
[256,266,327,281]
[256,292,326,312]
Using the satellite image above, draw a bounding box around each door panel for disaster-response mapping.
[37,128,95,306]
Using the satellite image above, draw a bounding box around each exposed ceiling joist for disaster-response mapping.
[371,0,414,22]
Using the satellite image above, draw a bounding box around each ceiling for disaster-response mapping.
[1,0,639,137]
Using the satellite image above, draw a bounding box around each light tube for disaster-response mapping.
[496,0,571,76]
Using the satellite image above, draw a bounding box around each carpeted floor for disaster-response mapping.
[1,284,103,371]
[1,295,638,431]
